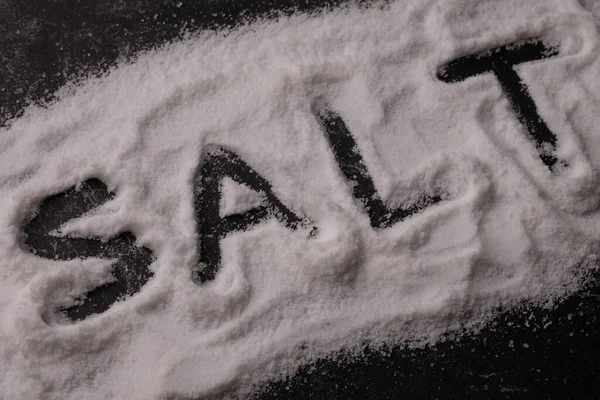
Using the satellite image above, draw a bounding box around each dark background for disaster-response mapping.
[2,1,600,398]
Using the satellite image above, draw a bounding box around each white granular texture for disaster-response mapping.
[2,0,600,398]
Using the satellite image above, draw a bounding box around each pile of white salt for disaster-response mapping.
[1,0,600,398]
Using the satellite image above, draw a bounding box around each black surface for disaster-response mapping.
[253,284,600,400]
[3,0,600,399]
[0,0,371,127]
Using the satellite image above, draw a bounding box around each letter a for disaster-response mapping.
[193,147,313,284]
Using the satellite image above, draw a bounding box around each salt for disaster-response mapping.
[219,177,267,217]
[1,0,600,398]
